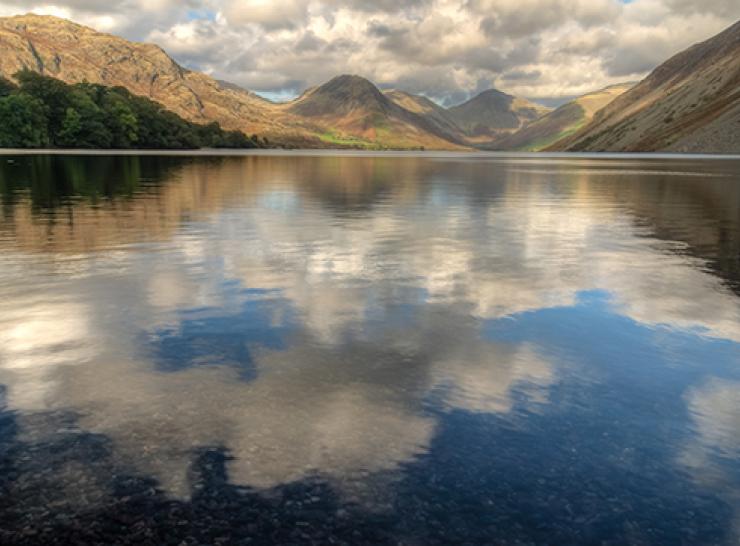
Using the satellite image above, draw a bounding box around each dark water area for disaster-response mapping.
[0,152,739,545]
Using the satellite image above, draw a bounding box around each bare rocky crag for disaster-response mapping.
[551,19,740,153]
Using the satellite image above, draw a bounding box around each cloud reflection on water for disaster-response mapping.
[0,153,738,507]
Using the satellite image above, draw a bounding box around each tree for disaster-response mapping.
[15,70,73,142]
[2,71,262,150]
[0,76,17,97]
[56,91,113,149]
[0,94,49,148]
[57,107,82,146]
[101,91,138,148]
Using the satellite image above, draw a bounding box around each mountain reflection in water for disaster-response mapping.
[0,152,739,545]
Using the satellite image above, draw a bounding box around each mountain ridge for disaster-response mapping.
[384,90,468,144]
[0,13,285,135]
[1,13,737,152]
[551,19,740,153]
[0,14,551,150]
[493,83,634,151]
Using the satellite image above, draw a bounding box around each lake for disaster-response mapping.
[0,151,739,545]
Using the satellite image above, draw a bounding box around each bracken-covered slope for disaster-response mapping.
[0,14,297,138]
[447,89,551,145]
[552,19,740,153]
[494,83,633,151]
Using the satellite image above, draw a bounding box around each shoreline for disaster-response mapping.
[0,148,739,160]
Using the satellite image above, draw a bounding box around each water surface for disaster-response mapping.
[1,152,739,545]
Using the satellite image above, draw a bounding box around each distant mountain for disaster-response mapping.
[447,89,551,144]
[552,19,740,153]
[384,90,467,145]
[494,83,634,151]
[285,75,466,149]
[289,75,391,118]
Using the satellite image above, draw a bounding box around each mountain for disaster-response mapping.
[0,71,259,149]
[552,19,740,153]
[0,14,294,139]
[384,90,467,144]
[12,13,736,153]
[493,83,634,151]
[284,75,466,149]
[447,89,551,144]
[0,15,470,149]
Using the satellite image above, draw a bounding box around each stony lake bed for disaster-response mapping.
[0,151,739,545]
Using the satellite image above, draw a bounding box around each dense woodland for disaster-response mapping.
[0,71,263,149]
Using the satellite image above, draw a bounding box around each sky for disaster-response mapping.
[1,0,739,104]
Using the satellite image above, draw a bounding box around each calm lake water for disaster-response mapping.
[0,152,739,545]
